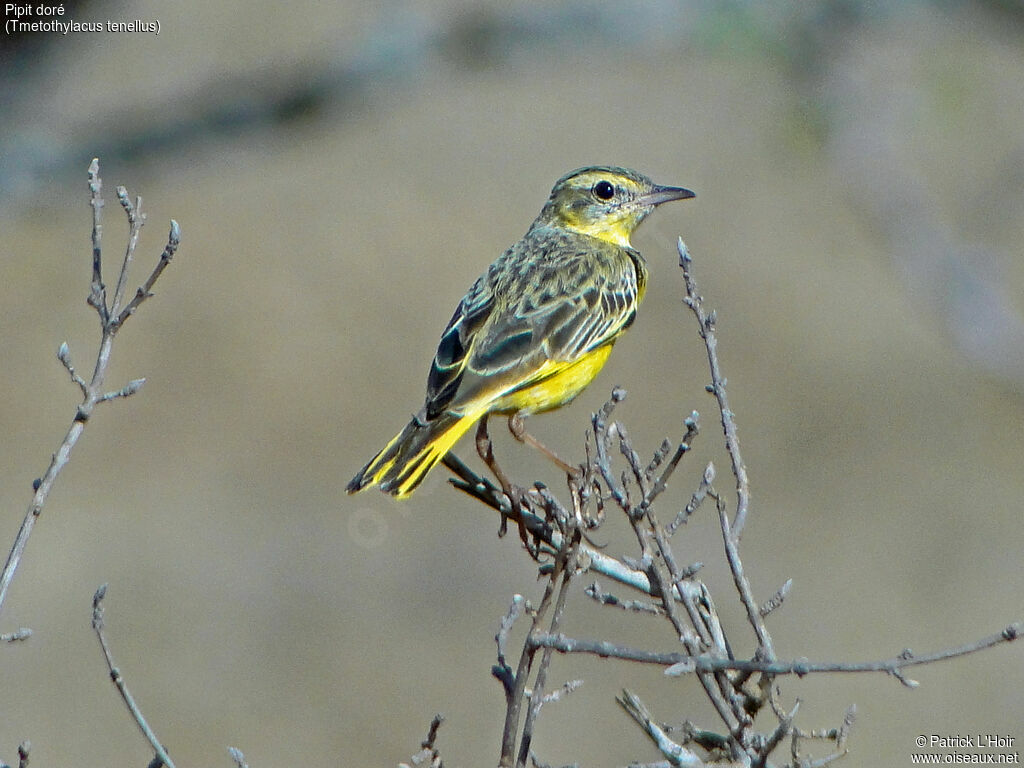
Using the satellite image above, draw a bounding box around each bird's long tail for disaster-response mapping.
[347,407,484,498]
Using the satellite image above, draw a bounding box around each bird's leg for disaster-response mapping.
[476,415,534,551]
[508,410,580,479]
[476,414,515,499]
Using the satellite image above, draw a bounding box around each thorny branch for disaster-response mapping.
[0,159,180,621]
[441,240,1021,767]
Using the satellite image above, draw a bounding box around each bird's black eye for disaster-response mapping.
[593,180,615,201]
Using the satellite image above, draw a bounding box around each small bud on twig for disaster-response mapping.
[98,378,147,403]
[228,747,249,768]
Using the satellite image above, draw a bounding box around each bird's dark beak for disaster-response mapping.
[639,185,696,207]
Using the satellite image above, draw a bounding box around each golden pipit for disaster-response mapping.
[348,166,694,498]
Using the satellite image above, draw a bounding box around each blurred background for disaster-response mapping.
[1,1,1022,766]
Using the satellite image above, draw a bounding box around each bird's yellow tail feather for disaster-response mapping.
[347,406,484,498]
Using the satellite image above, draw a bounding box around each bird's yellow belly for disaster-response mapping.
[491,344,615,415]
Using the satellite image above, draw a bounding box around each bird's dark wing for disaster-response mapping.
[422,236,641,420]
[423,274,495,420]
[471,266,637,376]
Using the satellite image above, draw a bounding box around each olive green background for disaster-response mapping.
[1,2,1022,766]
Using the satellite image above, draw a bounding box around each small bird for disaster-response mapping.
[347,166,694,499]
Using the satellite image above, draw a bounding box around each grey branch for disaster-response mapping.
[836,705,856,751]
[114,219,180,329]
[529,624,1021,685]
[92,585,177,768]
[668,461,714,536]
[678,239,752,540]
[1,627,32,643]
[57,341,88,395]
[539,679,582,704]
[585,581,663,615]
[0,159,180,620]
[617,690,704,768]
[494,594,527,700]
[716,496,776,660]
[399,714,445,768]
[438,238,1020,765]
[87,158,107,319]
[442,452,700,603]
[98,378,147,403]
[759,579,793,618]
[110,186,144,320]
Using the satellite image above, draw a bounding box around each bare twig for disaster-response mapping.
[643,412,700,510]
[399,715,445,768]
[759,579,793,619]
[515,535,581,768]
[540,678,582,704]
[87,158,107,319]
[667,461,714,536]
[494,594,527,700]
[115,219,180,329]
[445,452,702,603]
[92,585,176,768]
[421,713,445,751]
[790,726,849,768]
[497,527,583,768]
[584,582,662,615]
[755,700,797,768]
[110,186,145,319]
[57,341,88,396]
[836,705,856,750]
[714,494,775,660]
[0,159,179,621]
[617,690,703,767]
[678,239,751,540]
[593,410,744,753]
[528,623,1021,683]
[440,237,1020,766]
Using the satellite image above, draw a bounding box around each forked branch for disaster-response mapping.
[441,239,1021,767]
[0,158,180,621]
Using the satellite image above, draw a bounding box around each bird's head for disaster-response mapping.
[534,166,694,247]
